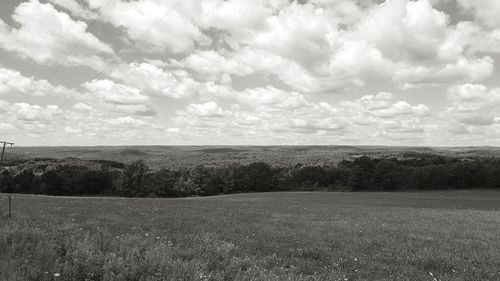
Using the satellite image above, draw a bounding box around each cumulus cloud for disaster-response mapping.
[245,2,335,68]
[457,0,500,28]
[286,118,347,133]
[0,101,63,123]
[94,0,211,53]
[345,92,430,119]
[457,22,500,54]
[111,63,198,99]
[61,112,164,142]
[13,103,62,122]
[349,0,493,87]
[48,0,97,19]
[174,86,431,144]
[2,0,500,145]
[0,0,114,70]
[236,87,309,111]
[82,79,149,105]
[168,0,494,92]
[186,101,227,117]
[196,0,270,39]
[445,84,500,126]
[81,79,156,116]
[0,67,74,97]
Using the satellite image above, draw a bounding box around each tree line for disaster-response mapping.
[1,155,500,197]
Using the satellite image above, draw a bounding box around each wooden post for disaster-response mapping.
[8,195,11,219]
[0,141,14,166]
[0,142,5,164]
[0,141,14,219]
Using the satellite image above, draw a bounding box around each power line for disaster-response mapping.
[45,0,115,83]
[119,0,183,54]
[52,0,183,112]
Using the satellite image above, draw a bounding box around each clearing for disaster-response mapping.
[1,190,499,280]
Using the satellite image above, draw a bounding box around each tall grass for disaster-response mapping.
[1,191,499,280]
[0,215,326,281]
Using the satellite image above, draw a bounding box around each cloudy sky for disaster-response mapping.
[0,0,500,146]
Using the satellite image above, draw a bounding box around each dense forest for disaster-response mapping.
[1,155,500,197]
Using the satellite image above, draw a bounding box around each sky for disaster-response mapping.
[1,0,500,146]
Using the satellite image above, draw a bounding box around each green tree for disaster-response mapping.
[122,160,148,196]
[0,170,13,193]
[371,160,403,190]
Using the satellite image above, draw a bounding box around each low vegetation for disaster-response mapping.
[1,191,499,280]
[2,155,500,198]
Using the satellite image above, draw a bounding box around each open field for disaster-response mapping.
[6,145,500,169]
[1,191,499,280]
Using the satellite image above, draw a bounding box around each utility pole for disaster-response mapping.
[0,141,14,166]
[0,141,14,218]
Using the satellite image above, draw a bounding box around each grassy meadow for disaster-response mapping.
[1,191,499,280]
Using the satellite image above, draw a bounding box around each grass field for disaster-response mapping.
[1,191,499,280]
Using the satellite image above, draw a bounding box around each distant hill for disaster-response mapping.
[3,145,500,169]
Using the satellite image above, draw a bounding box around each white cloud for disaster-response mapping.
[186,101,226,117]
[197,0,270,36]
[372,101,430,118]
[445,84,500,126]
[111,63,198,99]
[246,2,335,68]
[394,56,493,88]
[106,116,152,128]
[0,0,114,70]
[286,118,347,133]
[180,50,250,77]
[81,79,156,116]
[0,100,10,114]
[0,67,74,97]
[2,0,500,145]
[0,122,16,131]
[344,92,430,122]
[73,102,93,112]
[236,86,309,111]
[171,0,494,92]
[83,79,149,105]
[96,0,210,53]
[61,111,164,141]
[174,86,431,143]
[457,0,500,28]
[455,21,500,55]
[351,0,493,87]
[9,103,62,122]
[49,0,97,19]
